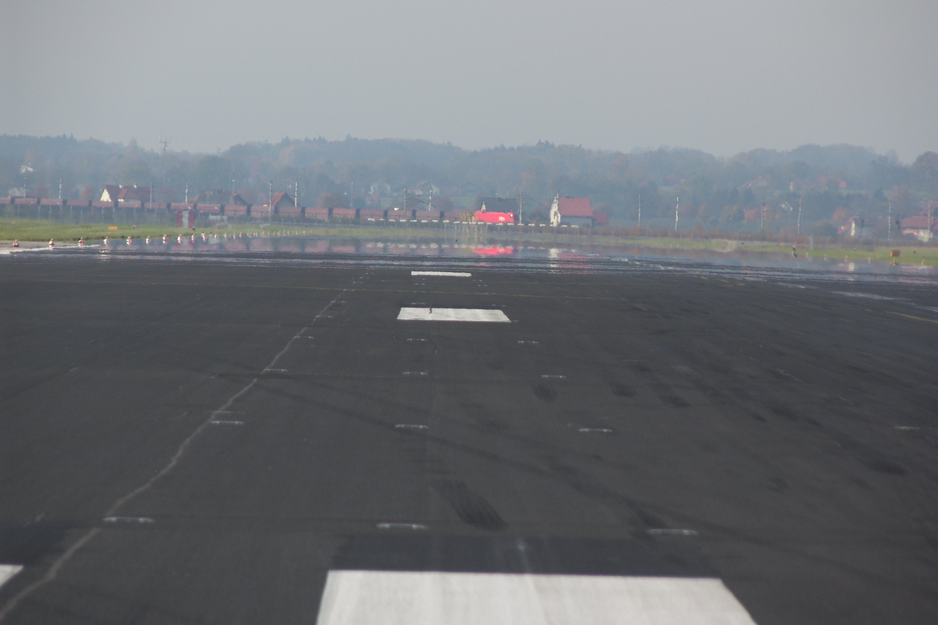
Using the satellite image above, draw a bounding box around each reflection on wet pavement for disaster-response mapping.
[10,234,938,287]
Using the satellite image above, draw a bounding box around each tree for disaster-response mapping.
[911,152,938,194]
[721,205,743,223]
[317,192,346,208]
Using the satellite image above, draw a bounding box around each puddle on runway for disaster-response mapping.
[6,234,938,287]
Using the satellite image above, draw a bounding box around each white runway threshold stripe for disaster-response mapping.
[0,565,23,589]
[398,308,511,323]
[315,571,758,625]
[411,271,472,277]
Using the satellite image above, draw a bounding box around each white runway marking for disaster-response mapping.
[315,571,757,625]
[578,428,613,434]
[541,374,566,379]
[517,340,539,344]
[402,371,429,376]
[398,308,511,323]
[412,271,472,277]
[210,420,245,426]
[376,523,429,531]
[0,565,23,590]
[395,424,429,430]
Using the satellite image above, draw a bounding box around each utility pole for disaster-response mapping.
[185,182,189,204]
[761,196,766,234]
[929,202,934,242]
[797,196,803,236]
[159,136,170,188]
[231,179,235,195]
[638,194,642,228]
[403,188,407,214]
[519,191,523,225]
[887,201,892,242]
[295,181,298,207]
[149,182,153,205]
[269,181,273,220]
[58,179,62,201]
[429,191,432,213]
[674,195,679,231]
[350,183,354,209]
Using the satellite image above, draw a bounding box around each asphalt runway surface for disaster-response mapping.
[1,248,937,624]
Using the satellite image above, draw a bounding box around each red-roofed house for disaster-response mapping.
[257,192,296,216]
[100,185,121,202]
[901,216,937,242]
[550,196,595,227]
[101,185,151,203]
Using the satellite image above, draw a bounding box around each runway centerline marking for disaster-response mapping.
[0,274,363,623]
[398,308,511,322]
[411,271,472,277]
[314,571,757,625]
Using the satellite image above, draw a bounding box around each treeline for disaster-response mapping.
[1,134,936,234]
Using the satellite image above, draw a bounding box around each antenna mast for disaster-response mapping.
[887,201,892,242]
[159,136,170,188]
[674,196,679,231]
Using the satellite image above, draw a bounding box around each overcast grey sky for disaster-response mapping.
[2,0,936,161]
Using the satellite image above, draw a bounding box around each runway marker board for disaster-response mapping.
[411,271,472,277]
[398,308,510,323]
[315,571,757,625]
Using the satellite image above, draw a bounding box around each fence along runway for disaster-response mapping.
[0,250,936,624]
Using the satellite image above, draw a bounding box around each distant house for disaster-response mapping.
[900,216,937,242]
[480,197,519,213]
[550,196,595,227]
[410,180,439,196]
[257,192,296,215]
[101,185,151,203]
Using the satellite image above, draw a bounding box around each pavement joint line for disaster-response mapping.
[15,278,633,303]
[646,529,699,536]
[0,277,357,624]
[103,516,154,524]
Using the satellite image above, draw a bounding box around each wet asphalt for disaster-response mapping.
[1,250,937,624]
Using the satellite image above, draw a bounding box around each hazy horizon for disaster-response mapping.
[3,0,936,162]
